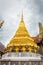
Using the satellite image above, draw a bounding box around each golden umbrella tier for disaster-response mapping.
[6,13,39,53]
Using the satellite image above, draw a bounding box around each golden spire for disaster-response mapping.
[6,13,39,53]
[19,10,25,27]
[21,10,24,22]
[39,22,43,33]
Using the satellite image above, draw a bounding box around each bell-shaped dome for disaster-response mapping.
[0,42,5,53]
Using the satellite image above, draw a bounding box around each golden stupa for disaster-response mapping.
[6,13,39,53]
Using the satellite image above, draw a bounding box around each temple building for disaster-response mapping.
[0,13,43,65]
[0,42,5,58]
[32,22,43,41]
[32,22,43,55]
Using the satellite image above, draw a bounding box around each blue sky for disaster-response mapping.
[0,0,43,46]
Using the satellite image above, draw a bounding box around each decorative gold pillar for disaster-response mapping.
[29,47,32,52]
[22,46,26,52]
[16,46,18,52]
[35,49,37,53]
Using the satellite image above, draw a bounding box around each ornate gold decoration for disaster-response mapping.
[6,13,39,53]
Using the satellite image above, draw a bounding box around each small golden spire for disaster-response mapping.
[21,10,24,22]
[39,22,43,33]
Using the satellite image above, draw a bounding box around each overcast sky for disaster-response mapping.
[0,0,43,46]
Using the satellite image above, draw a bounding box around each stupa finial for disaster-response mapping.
[21,10,24,22]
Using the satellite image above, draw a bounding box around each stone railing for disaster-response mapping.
[0,59,43,65]
[0,52,42,65]
[2,52,41,58]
